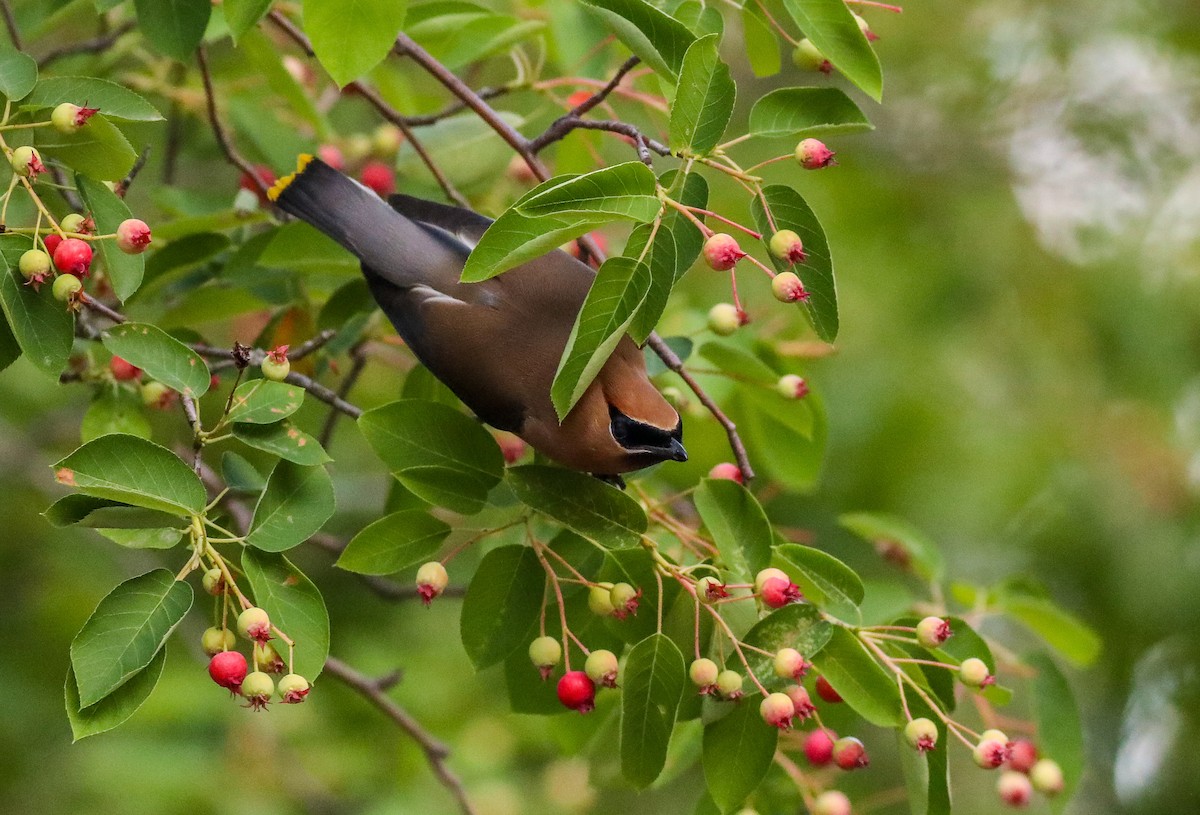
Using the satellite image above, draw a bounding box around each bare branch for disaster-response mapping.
[319,343,368,447]
[529,117,670,165]
[196,46,271,200]
[78,293,126,325]
[566,56,641,118]
[324,657,477,815]
[37,22,136,67]
[115,145,152,199]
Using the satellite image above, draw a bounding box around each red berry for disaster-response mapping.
[53,238,93,277]
[43,234,63,257]
[109,356,142,382]
[804,729,836,766]
[1007,739,1039,774]
[815,675,843,703]
[833,736,869,770]
[708,462,743,483]
[361,161,395,197]
[997,771,1033,807]
[317,144,345,170]
[240,164,277,205]
[116,218,152,254]
[702,233,746,271]
[208,650,248,692]
[761,576,803,608]
[557,670,596,713]
[783,684,816,721]
[795,138,837,170]
[566,90,593,109]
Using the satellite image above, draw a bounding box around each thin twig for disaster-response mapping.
[284,370,362,419]
[115,145,151,198]
[79,293,127,325]
[192,329,337,365]
[529,117,669,165]
[196,46,270,200]
[0,0,20,50]
[37,22,136,67]
[319,343,367,447]
[323,657,477,815]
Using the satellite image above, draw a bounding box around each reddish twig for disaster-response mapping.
[196,46,270,200]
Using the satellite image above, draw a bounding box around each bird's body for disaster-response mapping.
[269,156,685,477]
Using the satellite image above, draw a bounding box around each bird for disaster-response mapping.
[268,155,686,482]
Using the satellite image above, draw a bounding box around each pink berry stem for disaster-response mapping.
[540,542,595,584]
[861,631,919,644]
[693,598,703,660]
[845,0,904,12]
[774,752,819,812]
[685,206,763,239]
[898,675,913,721]
[729,268,746,314]
[743,253,779,279]
[889,657,962,671]
[757,189,780,235]
[752,0,802,46]
[565,626,591,656]
[704,603,770,696]
[533,76,669,113]
[663,195,715,237]
[533,542,575,671]
[862,624,919,632]
[744,154,795,173]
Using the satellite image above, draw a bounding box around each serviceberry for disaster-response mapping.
[10,146,44,178]
[278,673,311,704]
[959,657,994,688]
[529,636,563,680]
[792,39,832,73]
[1007,739,1038,774]
[50,102,98,133]
[760,692,796,729]
[200,567,225,595]
[771,271,809,303]
[774,648,811,681]
[236,606,272,643]
[702,233,746,271]
[804,729,836,766]
[254,641,286,674]
[241,671,274,711]
[776,374,809,400]
[201,627,236,656]
[689,658,719,691]
[760,575,803,608]
[813,790,852,815]
[208,650,248,693]
[973,736,1010,769]
[916,616,952,648]
[769,229,807,264]
[261,345,290,381]
[715,669,744,700]
[707,302,743,336]
[833,736,869,770]
[140,380,175,410]
[116,219,152,254]
[997,770,1033,807]
[1029,759,1064,796]
[52,238,93,277]
[557,671,596,713]
[416,561,449,605]
[584,649,619,688]
[51,273,81,301]
[816,675,843,703]
[708,462,743,483]
[609,583,640,619]
[695,575,729,603]
[904,717,938,752]
[361,162,396,197]
[60,213,89,234]
[783,684,816,720]
[795,138,836,170]
[588,582,616,616]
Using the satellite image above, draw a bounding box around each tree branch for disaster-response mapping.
[319,343,368,447]
[37,21,136,67]
[323,657,477,815]
[196,46,271,201]
[529,117,669,165]
[115,144,151,199]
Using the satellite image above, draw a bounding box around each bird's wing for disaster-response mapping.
[387,194,493,249]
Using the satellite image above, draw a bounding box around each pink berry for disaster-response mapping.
[317,144,345,170]
[759,692,796,729]
[236,606,272,643]
[997,771,1033,807]
[1007,739,1039,774]
[783,684,816,721]
[773,648,811,681]
[557,670,596,713]
[804,729,836,766]
[361,161,395,197]
[833,736,869,770]
[109,356,142,382]
[904,717,938,752]
[776,374,809,400]
[754,568,788,593]
[53,238,93,277]
[278,673,310,704]
[916,616,952,649]
[771,271,809,303]
[240,164,277,205]
[813,790,852,815]
[795,138,836,170]
[702,233,746,271]
[208,650,248,692]
[241,670,274,711]
[584,649,620,688]
[708,462,743,483]
[116,218,152,254]
[768,229,807,264]
[416,561,449,605]
[816,675,843,703]
[495,431,527,464]
[974,737,1011,769]
[761,576,803,608]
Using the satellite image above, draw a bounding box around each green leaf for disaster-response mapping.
[0,46,37,101]
[81,386,151,442]
[238,28,328,138]
[698,340,778,382]
[773,543,864,610]
[669,35,735,155]
[101,323,210,400]
[735,387,826,494]
[70,569,192,707]
[96,528,184,549]
[37,114,136,180]
[693,478,772,583]
[702,697,777,812]
[897,693,952,815]
[221,451,265,493]
[461,163,660,283]
[406,2,544,70]
[0,250,73,376]
[54,434,207,516]
[43,494,185,531]
[741,3,781,77]
[358,400,504,514]
[66,648,165,741]
[1029,653,1083,811]
[999,594,1101,668]
[233,421,332,465]
[460,545,544,669]
[76,174,144,301]
[133,0,212,61]
[0,309,19,373]
[245,461,335,552]
[749,184,838,342]
[395,112,527,193]
[551,256,651,419]
[507,465,647,548]
[741,603,832,688]
[242,549,330,680]
[811,626,903,727]
[839,512,945,582]
[781,0,882,101]
[225,0,274,41]
[620,634,686,789]
[748,87,872,139]
[25,77,163,121]
[226,379,304,424]
[580,0,695,79]
[303,0,408,86]
[628,171,707,343]
[336,510,451,575]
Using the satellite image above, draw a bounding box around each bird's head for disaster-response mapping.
[608,403,687,465]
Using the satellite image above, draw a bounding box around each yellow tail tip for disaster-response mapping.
[267,153,315,202]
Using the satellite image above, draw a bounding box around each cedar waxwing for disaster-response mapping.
[269,155,686,479]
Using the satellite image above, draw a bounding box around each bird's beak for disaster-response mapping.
[667,437,688,462]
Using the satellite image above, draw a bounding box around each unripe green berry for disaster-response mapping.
[416,560,449,604]
[10,146,43,177]
[237,606,272,642]
[792,39,830,72]
[277,672,310,704]
[695,575,728,603]
[959,657,993,687]
[528,636,563,671]
[707,302,742,336]
[52,103,82,133]
[771,271,808,303]
[261,355,290,382]
[715,669,743,698]
[776,374,808,400]
[18,249,51,280]
[52,273,82,301]
[584,649,619,688]
[60,213,87,234]
[916,616,952,648]
[241,670,274,710]
[759,691,796,728]
[254,641,286,673]
[588,582,616,616]
[201,567,225,596]
[768,229,806,264]
[689,657,719,688]
[201,626,236,655]
[140,380,174,409]
[609,582,639,617]
[904,717,939,751]
[1029,758,1064,796]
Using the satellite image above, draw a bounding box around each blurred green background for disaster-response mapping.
[2,0,1199,813]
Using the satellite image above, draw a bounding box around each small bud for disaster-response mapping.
[416,561,449,605]
[689,657,720,691]
[973,737,1010,770]
[50,102,98,133]
[816,675,843,703]
[208,650,248,693]
[241,671,275,711]
[707,302,743,336]
[904,717,939,752]
[584,649,620,688]
[997,770,1033,807]
[804,729,836,766]
[760,576,803,608]
[776,374,809,400]
[116,219,152,254]
[783,684,816,720]
[10,146,45,178]
[715,669,744,700]
[278,673,311,704]
[201,627,236,656]
[557,670,596,713]
[813,790,852,815]
[1006,739,1039,774]
[795,138,837,170]
[708,462,744,483]
[609,582,640,620]
[51,272,82,301]
[201,567,225,595]
[792,39,832,73]
[760,692,796,729]
[588,582,616,616]
[696,575,729,603]
[702,233,747,271]
[529,636,563,680]
[959,657,994,688]
[773,647,811,681]
[833,736,869,770]
[768,229,807,264]
[1029,759,1064,796]
[237,606,272,643]
[916,616,952,649]
[771,271,809,303]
